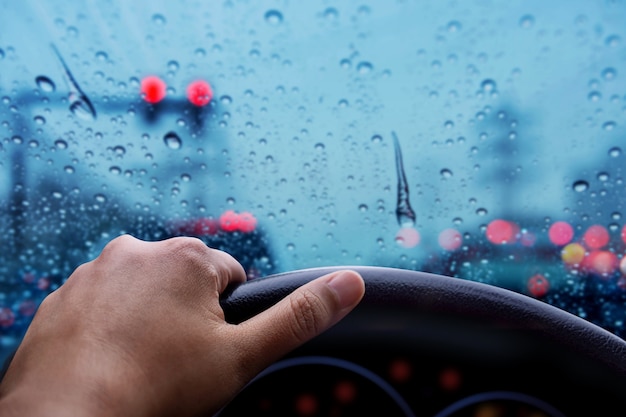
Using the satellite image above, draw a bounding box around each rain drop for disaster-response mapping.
[54,139,68,149]
[95,51,108,61]
[605,35,621,47]
[35,76,56,92]
[519,14,535,29]
[167,60,179,72]
[265,9,283,25]
[447,20,461,33]
[0,48,4,60]
[480,79,496,92]
[609,147,621,157]
[573,180,589,192]
[602,67,617,81]
[603,121,616,131]
[440,168,453,179]
[152,14,166,25]
[164,131,182,149]
[356,61,373,74]
[588,91,601,102]
[323,7,338,20]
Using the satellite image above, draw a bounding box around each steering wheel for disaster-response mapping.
[216,266,626,416]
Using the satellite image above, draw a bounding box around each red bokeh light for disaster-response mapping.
[333,381,357,404]
[584,250,618,277]
[548,221,574,246]
[439,367,461,391]
[0,307,15,328]
[395,227,420,248]
[140,75,167,104]
[438,228,462,251]
[294,393,318,416]
[583,224,610,249]
[187,79,213,106]
[486,219,518,244]
[192,218,219,236]
[219,210,257,233]
[388,358,412,383]
[527,274,550,297]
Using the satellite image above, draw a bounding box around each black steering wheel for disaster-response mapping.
[216,266,626,416]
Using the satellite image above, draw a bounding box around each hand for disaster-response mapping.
[0,235,365,417]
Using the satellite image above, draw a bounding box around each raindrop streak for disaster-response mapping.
[392,132,416,227]
[51,43,97,121]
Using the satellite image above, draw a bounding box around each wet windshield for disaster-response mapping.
[1,0,626,362]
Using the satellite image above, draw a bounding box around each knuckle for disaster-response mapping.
[288,289,328,342]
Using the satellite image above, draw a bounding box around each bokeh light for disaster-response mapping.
[584,250,618,277]
[395,227,420,248]
[187,79,213,106]
[527,274,550,297]
[140,75,166,103]
[548,221,574,246]
[438,228,462,251]
[561,243,586,266]
[583,224,609,249]
[486,219,518,244]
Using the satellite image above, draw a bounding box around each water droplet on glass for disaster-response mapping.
[605,35,621,47]
[314,142,325,151]
[602,67,617,81]
[588,91,601,102]
[340,58,351,69]
[35,76,56,92]
[481,79,496,92]
[447,20,461,33]
[440,168,453,179]
[152,14,166,25]
[0,48,4,60]
[358,204,368,212]
[167,60,179,71]
[356,61,373,74]
[519,14,535,29]
[573,180,589,192]
[264,9,283,25]
[33,115,46,125]
[371,134,382,143]
[109,166,121,175]
[94,193,107,203]
[164,131,182,149]
[220,95,232,105]
[320,7,337,19]
[598,172,609,181]
[55,139,68,149]
[64,165,74,174]
[195,48,206,58]
[95,51,108,61]
[476,207,488,216]
[603,121,616,131]
[609,147,622,157]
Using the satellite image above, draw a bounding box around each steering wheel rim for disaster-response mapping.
[218,266,626,416]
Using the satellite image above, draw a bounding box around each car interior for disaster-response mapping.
[1,0,626,415]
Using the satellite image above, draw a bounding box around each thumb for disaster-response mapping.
[233,270,365,371]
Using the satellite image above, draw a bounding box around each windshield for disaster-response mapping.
[1,0,626,363]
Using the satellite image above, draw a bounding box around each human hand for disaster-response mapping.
[0,235,365,417]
